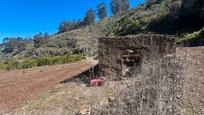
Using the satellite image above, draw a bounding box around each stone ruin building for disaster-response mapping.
[97,35,185,114]
[98,35,176,80]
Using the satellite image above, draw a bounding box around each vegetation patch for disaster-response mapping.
[0,54,83,70]
[176,27,204,42]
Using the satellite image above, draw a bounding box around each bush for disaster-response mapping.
[58,20,86,33]
[34,54,83,67]
[4,59,20,70]
[20,59,37,69]
[67,54,83,62]
[36,57,52,66]
[113,16,146,36]
[176,27,204,42]
[50,56,64,64]
[0,63,6,70]
[1,54,83,70]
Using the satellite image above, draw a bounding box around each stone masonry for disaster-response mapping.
[98,35,176,80]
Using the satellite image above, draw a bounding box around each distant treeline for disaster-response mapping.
[1,0,132,55]
[58,0,131,33]
[2,37,30,54]
[1,33,49,55]
[0,54,83,70]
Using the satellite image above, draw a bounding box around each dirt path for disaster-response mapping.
[184,46,204,114]
[0,61,97,113]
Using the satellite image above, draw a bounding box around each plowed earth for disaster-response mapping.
[0,61,97,113]
[184,46,204,114]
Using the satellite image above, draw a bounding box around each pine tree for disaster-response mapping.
[111,0,120,15]
[84,9,96,25]
[97,3,108,20]
[145,0,160,6]
[121,0,130,11]
[111,0,130,15]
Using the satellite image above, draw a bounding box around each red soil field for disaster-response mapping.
[0,61,97,113]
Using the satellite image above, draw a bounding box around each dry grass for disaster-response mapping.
[91,47,188,115]
[14,47,194,115]
[15,80,129,115]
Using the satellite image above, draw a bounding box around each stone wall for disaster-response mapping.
[98,35,176,80]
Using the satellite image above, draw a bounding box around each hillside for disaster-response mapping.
[46,0,204,54]
[0,0,203,65]
[0,0,203,114]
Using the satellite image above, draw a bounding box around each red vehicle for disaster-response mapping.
[90,77,106,86]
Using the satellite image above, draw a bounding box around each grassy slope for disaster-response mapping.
[45,0,201,48]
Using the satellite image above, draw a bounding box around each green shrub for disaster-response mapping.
[50,56,64,64]
[176,27,204,42]
[113,16,144,36]
[0,63,6,70]
[1,54,83,70]
[61,55,69,63]
[35,54,83,67]
[36,57,52,66]
[20,59,37,69]
[4,59,20,70]
[67,54,83,62]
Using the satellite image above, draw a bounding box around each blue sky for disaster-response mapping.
[0,0,144,41]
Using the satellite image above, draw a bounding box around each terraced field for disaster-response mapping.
[0,61,97,113]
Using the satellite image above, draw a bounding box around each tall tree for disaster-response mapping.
[44,32,49,39]
[2,37,26,54]
[84,9,96,25]
[2,38,9,43]
[58,19,87,33]
[121,0,130,11]
[97,2,108,20]
[33,33,43,48]
[58,20,79,33]
[145,0,159,5]
[111,0,120,15]
[33,32,50,48]
[111,0,130,15]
